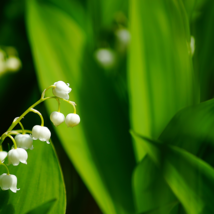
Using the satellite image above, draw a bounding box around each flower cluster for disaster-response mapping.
[94,13,130,69]
[0,81,80,192]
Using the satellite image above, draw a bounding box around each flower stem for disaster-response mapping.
[58,98,77,114]
[30,108,44,126]
[41,85,56,99]
[5,134,17,149]
[0,163,10,175]
[6,96,54,133]
[18,121,25,134]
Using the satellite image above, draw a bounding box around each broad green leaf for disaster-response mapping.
[26,1,136,214]
[0,141,65,214]
[133,155,177,214]
[26,198,57,214]
[128,0,199,161]
[159,98,214,165]
[139,201,179,214]
[132,132,214,214]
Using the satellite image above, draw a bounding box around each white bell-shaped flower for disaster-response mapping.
[50,111,65,126]
[8,148,28,166]
[0,173,20,193]
[65,113,80,127]
[32,125,51,144]
[94,48,115,69]
[6,56,21,72]
[52,81,72,100]
[15,134,33,150]
[116,28,131,45]
[0,151,7,163]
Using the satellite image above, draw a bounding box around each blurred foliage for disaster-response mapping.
[0,0,214,213]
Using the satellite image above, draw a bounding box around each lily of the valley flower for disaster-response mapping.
[94,48,116,69]
[50,111,65,126]
[65,113,80,127]
[32,125,51,144]
[0,151,7,163]
[0,173,19,193]
[116,28,131,45]
[6,56,21,72]
[8,148,28,166]
[52,81,71,100]
[15,134,33,150]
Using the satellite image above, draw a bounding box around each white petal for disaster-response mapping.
[50,111,65,126]
[0,151,7,162]
[8,149,20,166]
[10,174,19,193]
[52,81,71,99]
[0,174,13,190]
[32,125,42,140]
[53,89,69,99]
[15,134,33,149]
[16,148,28,164]
[95,49,115,68]
[65,113,80,127]
[39,127,51,142]
[54,81,71,92]
[6,56,21,71]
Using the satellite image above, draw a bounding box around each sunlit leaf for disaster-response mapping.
[0,140,65,214]
[26,1,136,213]
[133,155,177,214]
[26,198,57,214]
[128,0,199,161]
[132,132,214,214]
[159,98,214,166]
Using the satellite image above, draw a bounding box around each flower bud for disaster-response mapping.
[50,111,65,126]
[115,28,131,53]
[8,148,28,166]
[32,125,51,144]
[94,48,116,69]
[52,81,71,100]
[65,113,80,127]
[0,173,20,193]
[115,28,130,45]
[15,134,33,150]
[0,151,7,163]
[6,56,21,72]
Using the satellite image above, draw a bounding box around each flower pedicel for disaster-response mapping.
[0,81,80,192]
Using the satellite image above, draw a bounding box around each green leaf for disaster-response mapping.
[139,201,179,214]
[133,155,177,214]
[128,0,199,161]
[26,198,57,214]
[159,98,214,165]
[26,1,136,214]
[132,132,214,214]
[0,141,65,214]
